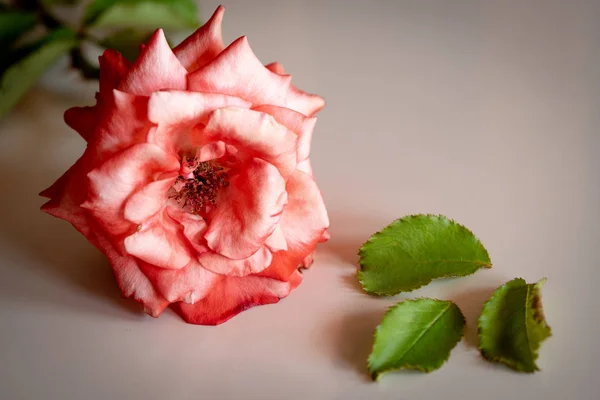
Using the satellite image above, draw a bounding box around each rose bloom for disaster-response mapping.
[40,6,329,325]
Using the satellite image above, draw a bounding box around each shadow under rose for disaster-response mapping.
[0,88,143,319]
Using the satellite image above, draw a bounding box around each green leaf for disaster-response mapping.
[358,214,492,295]
[0,11,37,49]
[83,0,199,29]
[99,28,153,61]
[368,298,465,379]
[41,0,79,5]
[0,28,77,120]
[478,278,552,372]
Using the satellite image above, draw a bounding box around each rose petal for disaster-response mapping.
[265,61,285,75]
[63,50,131,142]
[148,90,250,126]
[165,203,208,254]
[42,159,170,317]
[258,169,329,281]
[41,155,96,241]
[204,157,286,259]
[252,104,316,162]
[204,107,298,178]
[92,231,170,316]
[147,90,250,154]
[91,90,152,161]
[124,173,177,224]
[140,260,219,303]
[64,106,100,143]
[173,5,225,72]
[98,49,131,103]
[172,270,303,325]
[198,141,226,162]
[83,143,179,238]
[124,209,192,269]
[264,224,287,253]
[118,29,187,96]
[301,253,315,268]
[188,36,324,116]
[198,246,273,276]
[296,159,313,176]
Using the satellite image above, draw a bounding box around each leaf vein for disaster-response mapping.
[394,303,452,365]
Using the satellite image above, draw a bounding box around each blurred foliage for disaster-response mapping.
[84,0,198,29]
[0,0,200,120]
[0,28,77,118]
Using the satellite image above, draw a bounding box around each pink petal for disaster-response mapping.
[166,203,208,254]
[123,173,177,224]
[41,155,96,241]
[265,62,285,75]
[296,159,313,176]
[98,49,131,103]
[301,253,315,268]
[82,143,180,238]
[41,162,170,317]
[147,90,250,154]
[204,107,298,178]
[204,158,286,260]
[198,141,226,162]
[90,90,152,161]
[140,260,219,303]
[63,50,131,142]
[258,169,329,282]
[264,224,287,252]
[188,36,325,116]
[118,29,187,96]
[197,246,273,276]
[252,104,316,163]
[124,209,192,269]
[64,106,100,143]
[95,230,170,317]
[288,85,325,118]
[172,270,303,325]
[173,5,225,72]
[279,169,329,249]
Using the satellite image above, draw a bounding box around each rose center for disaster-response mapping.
[171,160,229,214]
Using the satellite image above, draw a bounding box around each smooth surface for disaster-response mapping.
[0,1,598,399]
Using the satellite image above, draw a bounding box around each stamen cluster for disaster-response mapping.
[173,161,229,214]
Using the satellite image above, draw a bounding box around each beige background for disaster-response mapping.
[0,0,598,399]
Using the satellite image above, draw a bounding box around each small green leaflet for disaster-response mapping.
[0,11,37,49]
[83,0,199,29]
[358,215,492,295]
[368,299,465,379]
[0,28,77,120]
[478,278,551,372]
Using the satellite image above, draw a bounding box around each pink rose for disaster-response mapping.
[40,6,329,325]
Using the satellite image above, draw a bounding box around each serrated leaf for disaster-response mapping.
[478,278,551,372]
[99,28,153,61]
[0,11,37,49]
[368,299,465,379]
[0,28,77,120]
[358,215,492,295]
[83,0,199,29]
